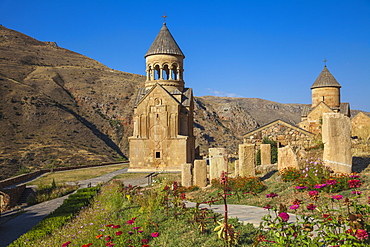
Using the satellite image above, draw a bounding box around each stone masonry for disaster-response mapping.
[260,144,271,165]
[181,163,193,187]
[238,144,255,177]
[209,148,228,181]
[193,160,207,187]
[278,146,299,171]
[322,113,352,174]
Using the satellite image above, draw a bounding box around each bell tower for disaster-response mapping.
[144,23,185,92]
[128,22,195,172]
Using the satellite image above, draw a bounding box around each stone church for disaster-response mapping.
[243,65,350,149]
[299,65,350,134]
[128,23,196,172]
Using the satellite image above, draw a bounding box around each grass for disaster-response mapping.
[113,172,181,182]
[27,163,128,186]
[11,180,263,247]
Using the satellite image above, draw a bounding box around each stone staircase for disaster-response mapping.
[16,187,36,206]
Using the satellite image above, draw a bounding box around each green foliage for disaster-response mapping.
[10,186,100,246]
[256,149,261,166]
[280,167,301,182]
[262,137,278,164]
[211,176,266,193]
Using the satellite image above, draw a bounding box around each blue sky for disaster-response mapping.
[1,0,369,111]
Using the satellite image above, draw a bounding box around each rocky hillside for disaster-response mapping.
[1,25,366,180]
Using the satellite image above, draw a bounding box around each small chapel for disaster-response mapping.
[128,23,196,172]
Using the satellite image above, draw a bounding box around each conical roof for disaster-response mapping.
[311,66,341,89]
[145,23,184,58]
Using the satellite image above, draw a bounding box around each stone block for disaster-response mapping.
[260,144,271,165]
[209,148,228,181]
[322,113,352,174]
[239,144,255,177]
[278,146,299,171]
[234,160,239,176]
[181,163,193,187]
[194,160,207,187]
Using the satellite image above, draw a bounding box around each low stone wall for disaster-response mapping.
[0,161,128,190]
[0,184,26,212]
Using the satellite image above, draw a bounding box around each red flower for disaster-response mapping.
[62,241,71,247]
[82,244,92,247]
[126,219,135,225]
[105,236,112,242]
[323,214,332,221]
[96,234,103,239]
[105,224,114,227]
[142,239,149,244]
[142,245,150,247]
[116,231,123,236]
[348,179,361,188]
[180,192,186,200]
[112,225,120,228]
[306,203,316,210]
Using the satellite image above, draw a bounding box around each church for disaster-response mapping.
[128,23,196,172]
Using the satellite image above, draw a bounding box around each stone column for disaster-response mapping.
[234,160,239,176]
[194,160,207,187]
[239,144,255,177]
[181,163,193,187]
[278,146,299,171]
[322,113,352,174]
[209,148,228,181]
[260,144,271,165]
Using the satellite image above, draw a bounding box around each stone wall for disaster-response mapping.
[0,185,26,212]
[244,120,314,149]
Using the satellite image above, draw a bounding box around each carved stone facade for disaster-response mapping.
[129,23,195,172]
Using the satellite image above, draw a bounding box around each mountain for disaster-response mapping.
[0,26,365,180]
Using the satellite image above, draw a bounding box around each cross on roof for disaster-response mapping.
[324,58,328,67]
[162,13,167,23]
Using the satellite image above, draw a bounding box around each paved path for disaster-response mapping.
[0,168,291,246]
[0,167,148,247]
[185,202,297,228]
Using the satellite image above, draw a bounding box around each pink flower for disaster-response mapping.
[126,219,135,225]
[180,192,186,200]
[309,191,319,196]
[132,226,141,230]
[289,204,299,210]
[128,231,134,235]
[278,212,289,222]
[306,203,317,210]
[266,192,278,198]
[263,204,272,210]
[326,179,337,186]
[355,229,369,240]
[151,232,160,237]
[332,195,343,200]
[295,185,307,190]
[314,184,326,189]
[352,190,362,195]
[349,174,360,178]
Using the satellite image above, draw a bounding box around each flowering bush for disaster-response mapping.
[280,167,301,182]
[260,174,370,246]
[211,176,266,193]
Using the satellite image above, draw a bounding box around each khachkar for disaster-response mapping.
[128,23,195,172]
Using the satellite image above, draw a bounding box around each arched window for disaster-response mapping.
[154,64,160,80]
[163,64,170,80]
[171,64,178,80]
